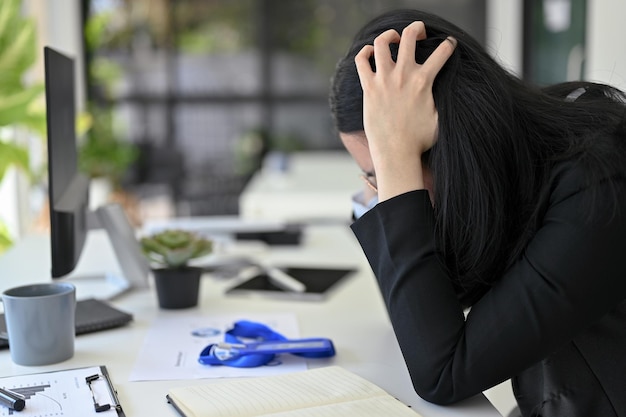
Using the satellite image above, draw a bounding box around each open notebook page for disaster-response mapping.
[167,366,422,417]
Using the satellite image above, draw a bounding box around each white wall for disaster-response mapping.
[586,0,626,91]
[486,0,524,76]
[0,142,22,239]
[486,0,626,92]
[28,0,85,109]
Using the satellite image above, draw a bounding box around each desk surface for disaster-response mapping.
[0,225,501,417]
[239,151,362,222]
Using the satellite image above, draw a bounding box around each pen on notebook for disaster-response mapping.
[0,387,26,412]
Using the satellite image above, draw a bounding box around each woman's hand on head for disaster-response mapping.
[355,21,456,201]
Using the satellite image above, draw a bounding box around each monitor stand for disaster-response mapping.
[63,203,150,301]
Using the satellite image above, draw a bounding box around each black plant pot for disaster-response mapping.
[152,267,202,309]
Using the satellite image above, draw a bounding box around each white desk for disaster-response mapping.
[239,151,362,222]
[0,225,502,417]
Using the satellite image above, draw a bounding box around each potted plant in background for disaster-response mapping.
[140,229,213,309]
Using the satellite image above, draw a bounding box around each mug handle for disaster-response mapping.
[0,298,8,340]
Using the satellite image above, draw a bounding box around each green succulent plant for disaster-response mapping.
[140,229,213,269]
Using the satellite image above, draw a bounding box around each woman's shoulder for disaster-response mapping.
[545,158,626,216]
[550,156,624,190]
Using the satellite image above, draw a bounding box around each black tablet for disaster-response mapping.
[225,266,355,301]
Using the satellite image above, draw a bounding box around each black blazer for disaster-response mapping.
[351,161,626,416]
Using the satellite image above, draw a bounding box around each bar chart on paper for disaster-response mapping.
[2,384,51,416]
[0,366,118,417]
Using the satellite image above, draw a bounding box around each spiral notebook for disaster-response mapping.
[0,298,133,349]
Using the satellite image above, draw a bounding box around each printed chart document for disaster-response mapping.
[0,366,124,417]
[130,312,308,381]
[167,366,422,417]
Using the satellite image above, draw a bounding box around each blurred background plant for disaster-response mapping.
[80,8,138,190]
[0,0,46,253]
[234,128,304,177]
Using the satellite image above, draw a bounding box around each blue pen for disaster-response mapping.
[199,338,335,364]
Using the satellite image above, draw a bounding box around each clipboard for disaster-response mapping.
[0,365,125,416]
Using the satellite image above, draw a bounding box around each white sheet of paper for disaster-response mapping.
[129,312,308,381]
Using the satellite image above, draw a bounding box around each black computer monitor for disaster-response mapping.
[44,46,90,278]
[44,46,149,296]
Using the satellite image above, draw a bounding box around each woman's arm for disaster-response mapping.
[351,168,626,404]
[354,21,456,202]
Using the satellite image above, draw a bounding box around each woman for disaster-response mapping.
[329,9,626,417]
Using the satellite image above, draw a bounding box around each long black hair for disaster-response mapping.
[330,9,626,306]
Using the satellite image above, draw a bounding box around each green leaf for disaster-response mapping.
[140,230,213,268]
[17,106,47,138]
[84,11,112,51]
[0,140,29,182]
[0,18,37,77]
[0,0,20,45]
[0,85,44,126]
[0,219,14,254]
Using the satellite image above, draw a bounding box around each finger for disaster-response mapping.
[355,45,375,85]
[372,29,401,72]
[421,36,457,81]
[396,21,427,67]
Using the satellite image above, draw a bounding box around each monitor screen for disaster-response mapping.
[44,46,149,296]
[44,46,90,278]
[44,47,89,278]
